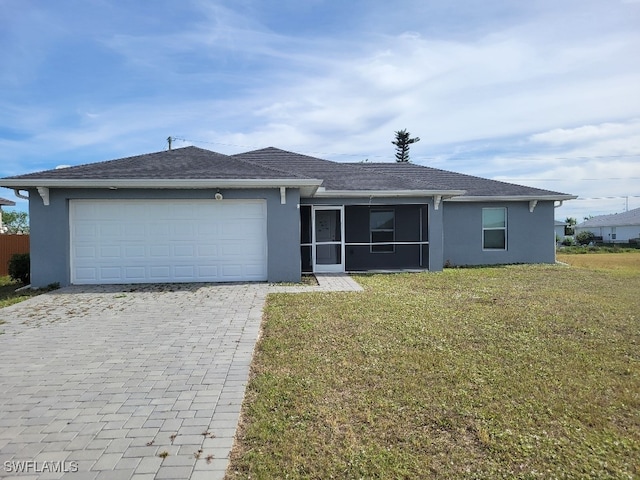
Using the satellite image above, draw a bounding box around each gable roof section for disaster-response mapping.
[0,197,15,206]
[5,147,308,180]
[0,146,323,194]
[577,207,640,228]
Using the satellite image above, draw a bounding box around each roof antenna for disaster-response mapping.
[167,136,172,150]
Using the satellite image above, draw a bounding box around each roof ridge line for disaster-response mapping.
[231,149,314,180]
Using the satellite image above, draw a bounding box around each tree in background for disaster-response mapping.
[564,217,576,236]
[1,211,29,234]
[392,129,420,162]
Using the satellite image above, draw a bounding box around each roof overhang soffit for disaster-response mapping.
[311,189,466,201]
[0,178,323,201]
[447,194,578,211]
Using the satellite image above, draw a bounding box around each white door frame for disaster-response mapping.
[312,205,345,273]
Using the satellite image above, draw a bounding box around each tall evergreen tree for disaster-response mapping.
[392,129,420,162]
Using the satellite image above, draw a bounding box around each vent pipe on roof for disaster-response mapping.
[167,136,172,150]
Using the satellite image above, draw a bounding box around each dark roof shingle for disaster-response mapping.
[5,146,307,181]
[355,162,569,197]
[1,145,573,198]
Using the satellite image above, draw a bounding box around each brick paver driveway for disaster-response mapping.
[0,283,269,480]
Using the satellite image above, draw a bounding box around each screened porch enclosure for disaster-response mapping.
[300,204,429,273]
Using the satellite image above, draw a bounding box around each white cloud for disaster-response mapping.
[530,120,640,146]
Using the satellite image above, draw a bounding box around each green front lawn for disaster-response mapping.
[0,276,59,310]
[0,276,36,309]
[228,264,640,478]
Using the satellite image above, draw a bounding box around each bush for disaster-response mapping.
[576,231,596,246]
[8,253,30,284]
[561,237,574,246]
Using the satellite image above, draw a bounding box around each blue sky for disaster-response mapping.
[1,0,639,222]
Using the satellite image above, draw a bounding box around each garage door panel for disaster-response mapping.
[174,245,195,256]
[124,246,146,258]
[124,224,146,237]
[197,223,219,235]
[197,265,219,277]
[75,267,97,282]
[149,223,170,236]
[70,199,267,284]
[100,245,121,256]
[150,245,171,257]
[149,266,171,280]
[197,244,218,257]
[101,267,124,280]
[74,224,98,239]
[99,223,122,237]
[75,246,96,259]
[174,265,196,278]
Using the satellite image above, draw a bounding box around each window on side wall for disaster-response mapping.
[482,207,507,250]
[370,209,395,253]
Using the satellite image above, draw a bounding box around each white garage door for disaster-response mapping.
[70,199,267,284]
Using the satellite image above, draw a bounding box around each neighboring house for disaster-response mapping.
[554,220,569,241]
[0,147,575,287]
[0,196,16,233]
[575,207,640,243]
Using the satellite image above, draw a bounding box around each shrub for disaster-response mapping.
[561,237,574,246]
[576,231,596,246]
[8,253,30,284]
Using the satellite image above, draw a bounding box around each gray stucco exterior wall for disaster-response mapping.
[442,200,556,266]
[27,187,301,287]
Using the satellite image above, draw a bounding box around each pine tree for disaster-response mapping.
[392,129,420,162]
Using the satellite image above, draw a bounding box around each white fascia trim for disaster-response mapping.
[312,189,466,198]
[0,178,323,191]
[446,194,578,202]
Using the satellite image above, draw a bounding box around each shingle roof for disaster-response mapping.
[1,145,574,199]
[355,162,568,197]
[5,146,307,181]
[233,147,430,191]
[577,207,640,228]
[0,197,16,206]
[234,148,571,197]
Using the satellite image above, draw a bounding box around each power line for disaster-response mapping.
[572,195,640,201]
[498,177,640,181]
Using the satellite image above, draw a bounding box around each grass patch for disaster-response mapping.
[0,276,58,309]
[228,263,640,479]
[559,245,639,254]
[558,251,640,274]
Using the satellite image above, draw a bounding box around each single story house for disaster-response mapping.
[555,220,574,241]
[0,146,575,287]
[575,207,640,243]
[0,196,17,233]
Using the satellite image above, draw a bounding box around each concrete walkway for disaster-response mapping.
[0,275,362,480]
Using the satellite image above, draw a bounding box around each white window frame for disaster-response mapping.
[482,207,507,251]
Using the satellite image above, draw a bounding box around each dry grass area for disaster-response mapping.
[558,251,640,273]
[228,260,639,479]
